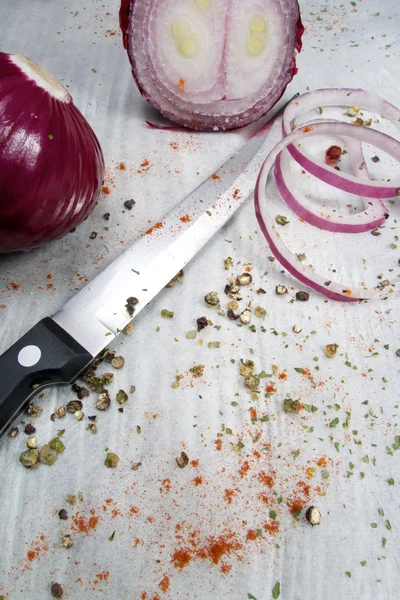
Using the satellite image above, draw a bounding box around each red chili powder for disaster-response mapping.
[258,493,270,505]
[118,162,126,170]
[178,78,185,90]
[0,305,6,309]
[221,564,232,573]
[172,548,192,569]
[224,489,236,504]
[288,498,305,514]
[10,282,21,290]
[198,533,242,565]
[158,575,170,593]
[264,520,280,535]
[96,571,109,581]
[316,456,328,467]
[266,385,276,393]
[130,506,139,515]
[193,476,203,486]
[238,461,250,478]
[161,479,172,493]
[146,222,163,235]
[246,530,257,541]
[211,173,220,180]
[233,189,241,199]
[191,460,199,468]
[258,471,275,488]
[278,372,287,380]
[179,214,191,223]
[303,126,313,133]
[72,512,100,534]
[215,439,222,451]
[102,186,110,195]
[170,142,179,150]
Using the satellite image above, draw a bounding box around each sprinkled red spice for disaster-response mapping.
[246,529,257,541]
[146,222,163,235]
[238,461,250,478]
[258,472,275,488]
[211,173,220,180]
[264,520,280,535]
[193,476,203,486]
[179,214,191,223]
[72,511,100,534]
[9,281,21,290]
[172,548,192,569]
[102,186,110,195]
[224,489,236,504]
[158,575,170,593]
[316,456,328,467]
[215,439,222,451]
[191,460,199,467]
[118,162,126,170]
[96,571,109,581]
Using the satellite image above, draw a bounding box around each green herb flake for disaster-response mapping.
[371,523,377,528]
[378,508,385,517]
[269,511,277,520]
[388,478,395,485]
[382,537,387,549]
[385,520,392,531]
[48,134,54,140]
[293,449,300,460]
[329,417,339,428]
[360,561,367,567]
[248,595,258,600]
[345,572,352,578]
[272,581,280,599]
[231,401,238,407]
[294,367,305,373]
[108,531,116,542]
[105,452,120,468]
[91,67,97,73]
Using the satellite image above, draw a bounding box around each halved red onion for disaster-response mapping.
[282,88,400,198]
[0,53,104,253]
[255,121,400,301]
[120,0,303,131]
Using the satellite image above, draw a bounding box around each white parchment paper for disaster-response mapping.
[0,1,399,598]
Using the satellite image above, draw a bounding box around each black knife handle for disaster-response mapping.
[0,317,93,438]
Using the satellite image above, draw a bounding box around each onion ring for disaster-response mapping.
[255,121,400,301]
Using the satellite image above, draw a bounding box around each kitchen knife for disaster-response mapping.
[0,95,297,437]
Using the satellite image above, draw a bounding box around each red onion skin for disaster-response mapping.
[119,0,304,131]
[0,53,104,253]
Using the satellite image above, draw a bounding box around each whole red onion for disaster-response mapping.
[0,53,105,253]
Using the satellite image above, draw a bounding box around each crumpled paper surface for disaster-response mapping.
[0,0,399,598]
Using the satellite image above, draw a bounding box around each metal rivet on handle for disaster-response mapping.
[18,345,42,367]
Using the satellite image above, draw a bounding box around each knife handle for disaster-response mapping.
[0,318,93,437]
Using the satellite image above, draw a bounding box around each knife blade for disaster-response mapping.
[0,95,296,437]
